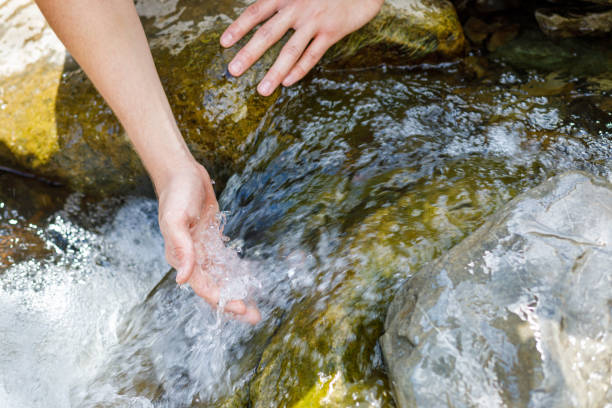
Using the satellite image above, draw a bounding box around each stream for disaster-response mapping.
[1,18,611,408]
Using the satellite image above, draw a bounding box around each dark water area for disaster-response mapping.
[1,19,611,407]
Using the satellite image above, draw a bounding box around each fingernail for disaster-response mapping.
[221,32,233,46]
[258,80,272,95]
[229,60,243,75]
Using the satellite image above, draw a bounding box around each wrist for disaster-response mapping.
[148,149,201,195]
[127,122,198,193]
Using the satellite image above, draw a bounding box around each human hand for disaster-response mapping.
[156,160,261,324]
[221,0,384,96]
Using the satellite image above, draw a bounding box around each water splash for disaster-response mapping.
[192,211,261,319]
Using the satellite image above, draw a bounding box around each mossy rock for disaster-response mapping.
[330,0,465,65]
[0,1,281,195]
[247,163,514,407]
[1,0,464,194]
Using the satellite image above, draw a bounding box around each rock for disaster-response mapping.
[0,0,280,194]
[535,7,612,38]
[486,23,519,52]
[0,171,68,271]
[246,168,518,407]
[474,0,521,13]
[331,0,465,65]
[0,0,465,194]
[463,17,491,44]
[491,28,612,77]
[382,171,612,407]
[462,15,519,51]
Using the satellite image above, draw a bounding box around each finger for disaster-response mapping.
[163,217,196,284]
[221,0,279,48]
[257,26,315,96]
[228,10,293,77]
[282,35,332,87]
[225,300,248,315]
[236,306,262,325]
[189,268,248,315]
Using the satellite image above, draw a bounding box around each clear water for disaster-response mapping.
[1,32,611,407]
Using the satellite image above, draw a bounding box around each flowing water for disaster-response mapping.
[0,27,611,407]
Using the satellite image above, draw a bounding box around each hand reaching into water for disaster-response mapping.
[157,161,262,325]
[36,0,261,324]
[221,0,384,96]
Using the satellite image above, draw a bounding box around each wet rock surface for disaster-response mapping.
[490,27,612,76]
[0,173,67,270]
[331,0,465,65]
[382,171,612,407]
[0,0,277,194]
[535,7,612,38]
[0,0,465,194]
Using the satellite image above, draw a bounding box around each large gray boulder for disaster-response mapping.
[381,171,612,408]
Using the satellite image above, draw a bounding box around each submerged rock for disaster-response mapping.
[246,166,520,407]
[382,171,612,407]
[491,27,612,77]
[535,7,612,38]
[0,172,68,271]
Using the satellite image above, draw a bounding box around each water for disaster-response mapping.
[1,34,611,406]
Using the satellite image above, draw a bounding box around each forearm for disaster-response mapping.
[35,0,192,190]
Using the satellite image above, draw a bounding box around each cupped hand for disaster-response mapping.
[221,0,384,96]
[156,160,261,324]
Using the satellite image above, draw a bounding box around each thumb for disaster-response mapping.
[164,222,196,284]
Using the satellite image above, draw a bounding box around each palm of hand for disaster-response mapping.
[157,162,261,324]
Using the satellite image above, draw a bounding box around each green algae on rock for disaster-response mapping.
[0,0,282,194]
[246,161,523,407]
[382,171,612,408]
[1,0,466,194]
[330,0,465,65]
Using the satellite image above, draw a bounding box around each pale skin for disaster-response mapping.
[35,0,383,324]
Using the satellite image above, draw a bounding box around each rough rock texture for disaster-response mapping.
[381,171,612,408]
[332,0,465,65]
[0,0,465,193]
[246,169,511,407]
[0,0,278,194]
[535,7,612,38]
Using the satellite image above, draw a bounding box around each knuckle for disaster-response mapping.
[256,25,273,40]
[161,212,187,230]
[246,3,261,17]
[283,44,302,59]
[305,49,320,64]
[266,68,282,82]
[226,26,238,38]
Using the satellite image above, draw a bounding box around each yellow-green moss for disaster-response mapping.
[0,61,62,167]
[329,0,465,64]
